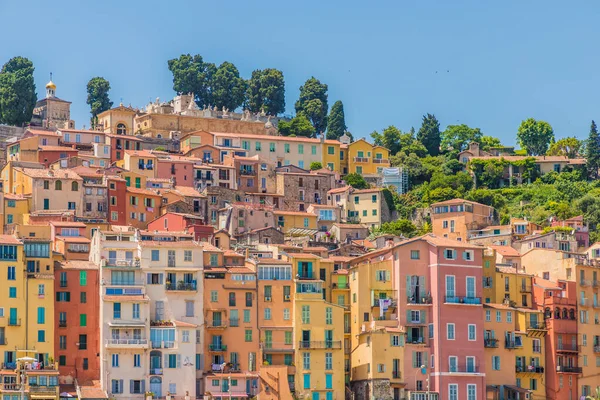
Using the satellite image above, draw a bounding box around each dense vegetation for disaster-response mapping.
[370,117,600,242]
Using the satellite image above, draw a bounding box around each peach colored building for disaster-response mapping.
[431,199,495,242]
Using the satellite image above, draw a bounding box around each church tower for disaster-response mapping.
[46,73,56,98]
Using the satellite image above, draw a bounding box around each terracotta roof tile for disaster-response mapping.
[328,186,351,194]
[17,168,82,180]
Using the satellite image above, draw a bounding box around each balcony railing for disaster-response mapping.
[149,368,163,375]
[298,341,342,349]
[229,318,239,327]
[448,365,479,373]
[516,366,544,373]
[8,318,20,326]
[484,339,499,348]
[165,281,197,291]
[151,341,175,349]
[353,157,370,163]
[580,279,591,287]
[29,386,58,394]
[444,296,481,305]
[593,280,600,288]
[527,321,547,330]
[557,343,579,352]
[207,321,227,329]
[593,345,600,353]
[372,298,397,307]
[58,321,67,328]
[520,285,532,293]
[407,296,433,305]
[105,338,148,346]
[105,259,140,268]
[260,342,294,352]
[392,370,401,379]
[373,158,389,164]
[239,169,257,176]
[505,340,516,349]
[209,344,228,351]
[556,366,582,373]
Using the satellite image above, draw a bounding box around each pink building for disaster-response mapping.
[392,234,486,400]
[551,215,589,249]
[155,156,195,187]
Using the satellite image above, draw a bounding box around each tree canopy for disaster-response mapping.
[371,125,427,157]
[246,68,285,115]
[326,100,347,140]
[417,113,441,155]
[0,56,37,126]
[344,173,369,189]
[546,137,582,158]
[277,114,314,137]
[441,124,483,152]
[479,135,503,151]
[310,162,323,170]
[211,62,247,111]
[86,77,113,127]
[167,54,216,108]
[295,77,328,134]
[586,120,600,179]
[517,118,555,156]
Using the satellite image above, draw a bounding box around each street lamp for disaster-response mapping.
[420,365,430,400]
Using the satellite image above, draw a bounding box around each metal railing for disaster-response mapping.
[520,285,532,293]
[448,364,479,373]
[151,341,175,349]
[105,338,148,346]
[556,366,582,373]
[484,339,498,348]
[505,340,516,349]
[149,368,163,375]
[516,366,544,373]
[165,282,197,291]
[373,158,389,164]
[207,321,227,329]
[593,345,600,353]
[229,318,239,327]
[8,318,20,326]
[209,344,228,351]
[557,343,579,351]
[105,259,140,268]
[58,321,67,328]
[407,296,433,305]
[580,279,591,287]
[445,296,481,304]
[298,341,342,349]
[353,157,370,163]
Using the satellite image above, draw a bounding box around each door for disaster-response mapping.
[325,330,333,347]
[9,309,17,325]
[302,330,310,347]
[149,377,162,398]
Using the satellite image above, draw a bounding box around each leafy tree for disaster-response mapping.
[417,113,441,155]
[211,62,247,111]
[167,54,216,108]
[309,162,322,170]
[371,125,427,157]
[326,100,347,140]
[344,173,369,189]
[426,187,461,203]
[546,137,582,158]
[586,120,600,179]
[86,77,113,127]
[516,118,555,156]
[295,77,328,134]
[373,219,416,237]
[246,68,285,115]
[278,114,314,137]
[466,189,507,210]
[0,56,37,126]
[479,135,503,151]
[440,124,483,152]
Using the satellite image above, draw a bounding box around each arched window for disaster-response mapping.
[554,308,561,319]
[569,309,575,320]
[71,181,78,191]
[116,123,127,135]
[544,307,551,319]
[562,309,568,319]
[55,180,62,191]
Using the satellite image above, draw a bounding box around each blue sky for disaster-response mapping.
[1,0,600,145]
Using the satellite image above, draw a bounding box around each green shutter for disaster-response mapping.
[406,310,411,323]
[406,276,412,298]
[421,310,426,324]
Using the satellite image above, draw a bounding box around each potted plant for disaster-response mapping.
[145,392,154,400]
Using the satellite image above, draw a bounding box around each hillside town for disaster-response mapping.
[0,72,598,400]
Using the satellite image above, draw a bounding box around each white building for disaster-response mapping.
[92,229,205,399]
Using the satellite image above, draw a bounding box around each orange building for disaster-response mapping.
[54,260,100,383]
[431,198,495,241]
[125,187,162,229]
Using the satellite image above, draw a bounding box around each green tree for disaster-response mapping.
[246,68,285,115]
[344,173,369,189]
[295,77,328,134]
[546,137,582,158]
[373,219,417,237]
[0,56,37,126]
[440,124,483,152]
[516,118,555,156]
[326,100,347,140]
[277,114,314,137]
[309,162,322,170]
[586,120,600,179]
[211,62,247,111]
[416,113,441,155]
[371,125,427,157]
[479,135,503,151]
[167,54,216,108]
[86,77,113,127]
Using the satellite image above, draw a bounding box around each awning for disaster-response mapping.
[504,385,531,394]
[207,393,248,398]
[286,228,318,237]
[108,321,146,327]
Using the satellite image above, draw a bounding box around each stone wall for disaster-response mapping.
[350,379,393,400]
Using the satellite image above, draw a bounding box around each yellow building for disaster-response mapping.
[4,194,30,234]
[293,278,345,400]
[347,139,390,175]
[274,211,317,234]
[120,150,157,178]
[321,141,341,172]
[0,234,57,386]
[490,265,533,308]
[96,103,137,135]
[349,257,404,399]
[330,268,352,383]
[514,309,547,400]
[483,304,517,398]
[346,188,387,229]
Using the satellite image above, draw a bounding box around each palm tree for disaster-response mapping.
[586,386,600,400]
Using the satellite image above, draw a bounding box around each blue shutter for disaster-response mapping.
[130,380,134,394]
[147,274,152,284]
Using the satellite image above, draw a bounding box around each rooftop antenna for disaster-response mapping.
[50,72,53,81]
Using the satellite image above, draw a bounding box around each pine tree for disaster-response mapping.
[416,113,441,156]
[326,100,347,140]
[586,120,600,179]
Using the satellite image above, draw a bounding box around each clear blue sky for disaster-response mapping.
[2,0,600,145]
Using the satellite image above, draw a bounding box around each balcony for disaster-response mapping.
[526,321,547,330]
[407,296,433,305]
[448,365,479,373]
[239,169,257,176]
[104,258,140,268]
[593,345,600,353]
[29,386,58,394]
[151,341,175,349]
[505,340,516,349]
[8,318,21,326]
[532,345,542,353]
[332,282,348,290]
[406,337,427,346]
[165,281,197,291]
[593,280,600,288]
[58,321,67,328]
[353,157,370,163]
[520,285,532,293]
[580,279,591,287]
[373,158,389,164]
[298,341,342,350]
[484,339,499,348]
[593,302,600,309]
[149,368,163,375]
[556,366,582,373]
[209,344,228,352]
[207,321,227,329]
[392,370,401,379]
[411,393,439,400]
[372,298,397,308]
[516,366,544,373]
[105,338,149,348]
[444,296,481,305]
[557,343,579,352]
[229,318,239,327]
[260,342,294,353]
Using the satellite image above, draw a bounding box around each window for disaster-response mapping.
[283,308,290,320]
[245,329,252,342]
[411,250,420,260]
[244,310,251,323]
[151,250,160,261]
[37,330,45,342]
[492,355,500,370]
[496,311,501,323]
[447,323,455,340]
[445,249,456,260]
[113,303,121,319]
[530,378,537,390]
[302,305,310,324]
[303,352,310,370]
[80,314,87,327]
[448,384,458,400]
[285,331,293,345]
[507,311,512,323]
[303,374,310,389]
[184,250,192,262]
[467,384,476,400]
[391,335,401,346]
[7,266,16,280]
[284,144,290,153]
[55,180,62,190]
[448,356,457,372]
[325,307,332,324]
[485,310,491,322]
[468,324,476,341]
[112,354,119,367]
[463,250,473,261]
[9,287,16,298]
[264,308,271,320]
[79,271,87,286]
[134,354,141,367]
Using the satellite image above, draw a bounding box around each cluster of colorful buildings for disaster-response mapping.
[0,78,599,400]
